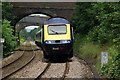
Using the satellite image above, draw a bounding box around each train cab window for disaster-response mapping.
[48,25,67,35]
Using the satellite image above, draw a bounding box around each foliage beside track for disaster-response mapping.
[19,27,41,43]
[20,29,29,43]
[2,3,17,58]
[30,27,41,40]
[2,19,17,57]
[72,2,120,78]
[101,46,120,78]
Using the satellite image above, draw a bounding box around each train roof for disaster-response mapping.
[44,17,70,25]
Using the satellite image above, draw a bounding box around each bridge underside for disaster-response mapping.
[16,15,50,32]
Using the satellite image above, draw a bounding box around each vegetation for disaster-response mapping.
[72,2,120,78]
[2,19,17,57]
[2,2,16,24]
[29,27,41,40]
[20,29,29,43]
[101,46,120,78]
[19,26,41,43]
[0,2,2,58]
[2,2,17,57]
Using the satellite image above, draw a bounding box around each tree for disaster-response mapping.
[72,2,120,45]
[2,2,15,21]
[87,3,120,45]
[2,19,17,57]
[2,2,17,57]
[72,2,120,78]
[72,2,98,35]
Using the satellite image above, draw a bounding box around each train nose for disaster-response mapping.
[55,40,60,43]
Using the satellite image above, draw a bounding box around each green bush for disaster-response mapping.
[101,46,120,78]
[2,19,17,57]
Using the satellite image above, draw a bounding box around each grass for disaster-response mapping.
[82,43,101,65]
[73,35,106,76]
[73,35,117,78]
[74,35,101,62]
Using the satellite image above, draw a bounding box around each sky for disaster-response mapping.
[25,26,39,32]
[29,14,49,17]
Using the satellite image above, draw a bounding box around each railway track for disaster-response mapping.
[1,42,36,80]
[1,41,94,79]
[1,50,24,68]
[35,62,51,80]
[61,62,70,80]
[35,61,70,80]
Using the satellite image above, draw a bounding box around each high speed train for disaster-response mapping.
[35,17,74,59]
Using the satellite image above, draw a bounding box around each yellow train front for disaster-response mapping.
[41,17,74,59]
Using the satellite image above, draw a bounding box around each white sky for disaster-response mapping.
[29,14,49,17]
[25,26,39,32]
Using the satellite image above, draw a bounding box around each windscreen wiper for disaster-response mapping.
[50,29,58,34]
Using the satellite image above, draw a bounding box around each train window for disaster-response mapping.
[48,25,67,35]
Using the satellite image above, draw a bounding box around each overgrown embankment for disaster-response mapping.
[72,2,120,78]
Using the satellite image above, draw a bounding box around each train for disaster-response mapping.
[35,17,74,59]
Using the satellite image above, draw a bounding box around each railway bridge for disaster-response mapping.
[11,2,75,44]
[12,2,75,22]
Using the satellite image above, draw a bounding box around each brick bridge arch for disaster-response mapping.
[12,2,75,23]
[11,2,75,44]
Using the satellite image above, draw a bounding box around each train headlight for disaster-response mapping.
[45,41,52,44]
[62,40,71,43]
